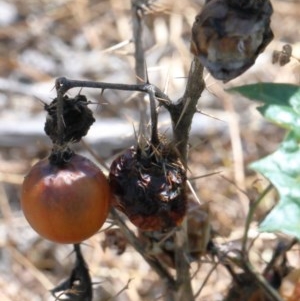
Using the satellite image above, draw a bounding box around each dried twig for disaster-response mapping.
[242,257,284,301]
[55,77,171,108]
[241,184,273,254]
[132,0,146,84]
[131,0,149,139]
[111,209,177,290]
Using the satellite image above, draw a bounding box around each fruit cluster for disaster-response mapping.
[21,93,188,243]
[21,95,111,244]
[21,1,274,243]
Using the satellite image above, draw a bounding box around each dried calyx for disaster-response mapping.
[48,147,74,166]
[44,94,95,166]
[44,94,95,144]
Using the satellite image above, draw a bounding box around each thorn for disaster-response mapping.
[144,60,150,84]
[196,108,226,123]
[186,180,202,204]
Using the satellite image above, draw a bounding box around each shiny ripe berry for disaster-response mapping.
[109,144,187,231]
[21,154,111,244]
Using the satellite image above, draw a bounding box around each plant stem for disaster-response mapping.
[111,209,177,290]
[169,57,205,301]
[170,57,205,163]
[131,0,149,141]
[132,0,146,84]
[55,85,65,148]
[148,86,159,146]
[241,183,273,254]
[55,77,171,107]
[242,259,284,301]
[174,224,193,301]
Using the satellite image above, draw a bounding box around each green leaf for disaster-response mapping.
[250,132,300,239]
[229,82,300,238]
[228,83,300,135]
[259,198,300,238]
[258,105,300,137]
[227,83,300,108]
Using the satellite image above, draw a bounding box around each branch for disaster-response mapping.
[169,57,205,163]
[131,0,146,83]
[166,57,205,301]
[131,0,149,137]
[242,259,284,301]
[111,209,177,290]
[241,184,273,254]
[55,77,171,107]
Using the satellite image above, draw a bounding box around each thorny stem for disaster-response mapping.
[170,57,204,301]
[54,83,65,148]
[122,4,177,298]
[132,0,146,83]
[111,209,177,290]
[174,225,193,301]
[170,57,205,163]
[148,86,159,146]
[131,0,148,140]
[55,77,171,107]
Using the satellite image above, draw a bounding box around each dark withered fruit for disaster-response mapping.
[191,0,274,82]
[109,141,187,231]
[44,94,95,144]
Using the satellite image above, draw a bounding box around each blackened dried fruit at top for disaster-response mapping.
[109,142,187,231]
[45,95,95,144]
[191,0,274,82]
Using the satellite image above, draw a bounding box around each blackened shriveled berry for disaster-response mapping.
[191,0,273,81]
[109,143,187,231]
[44,95,95,144]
